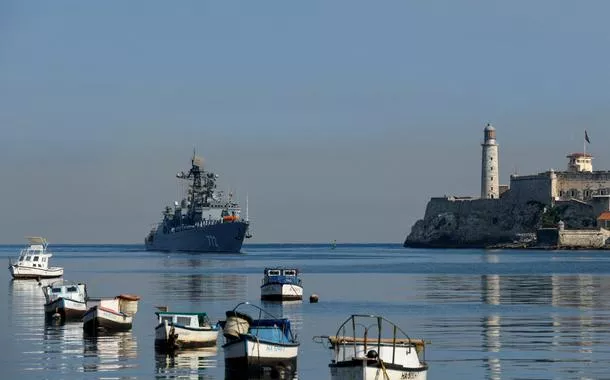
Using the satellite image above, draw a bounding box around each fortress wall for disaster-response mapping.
[553,199,596,228]
[506,174,553,204]
[536,228,559,246]
[591,196,610,217]
[558,229,610,248]
[424,197,504,219]
[424,198,462,219]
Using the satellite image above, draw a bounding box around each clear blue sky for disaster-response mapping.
[1,1,610,243]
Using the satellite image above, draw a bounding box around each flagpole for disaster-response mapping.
[584,129,586,155]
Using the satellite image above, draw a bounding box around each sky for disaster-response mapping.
[1,1,610,244]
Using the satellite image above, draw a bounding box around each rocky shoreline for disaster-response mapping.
[403,197,610,250]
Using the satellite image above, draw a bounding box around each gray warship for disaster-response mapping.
[145,154,250,253]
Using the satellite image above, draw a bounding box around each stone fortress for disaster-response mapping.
[404,125,610,248]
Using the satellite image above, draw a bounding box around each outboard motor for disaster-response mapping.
[366,350,379,359]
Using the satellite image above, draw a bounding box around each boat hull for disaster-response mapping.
[44,297,87,321]
[223,336,298,378]
[145,221,249,253]
[260,283,303,301]
[155,321,219,349]
[83,306,133,333]
[330,360,428,380]
[10,265,63,279]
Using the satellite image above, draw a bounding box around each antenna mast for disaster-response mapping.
[246,193,249,222]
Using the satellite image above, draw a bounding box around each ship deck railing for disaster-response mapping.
[170,219,234,233]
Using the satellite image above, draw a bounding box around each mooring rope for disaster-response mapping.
[378,357,391,380]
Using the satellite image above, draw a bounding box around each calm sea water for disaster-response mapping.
[2,244,610,379]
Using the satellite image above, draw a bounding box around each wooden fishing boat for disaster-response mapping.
[83,294,140,333]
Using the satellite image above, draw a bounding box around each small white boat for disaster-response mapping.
[8,237,63,279]
[155,310,219,350]
[315,314,429,380]
[83,294,140,334]
[42,281,88,322]
[260,268,303,301]
[219,302,299,379]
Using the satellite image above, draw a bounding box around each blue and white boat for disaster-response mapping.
[260,268,303,301]
[219,302,299,379]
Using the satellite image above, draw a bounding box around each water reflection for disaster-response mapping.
[40,322,84,372]
[9,279,59,372]
[425,273,610,307]
[82,332,138,372]
[9,279,51,326]
[155,347,217,379]
[157,257,246,301]
[225,366,298,380]
[260,300,304,334]
[424,273,610,380]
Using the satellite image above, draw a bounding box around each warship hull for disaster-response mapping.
[145,221,249,253]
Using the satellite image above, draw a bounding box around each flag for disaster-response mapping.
[585,130,591,144]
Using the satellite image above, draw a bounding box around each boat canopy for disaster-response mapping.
[26,236,48,247]
[156,311,210,327]
[262,268,302,286]
[249,318,294,343]
[250,318,291,329]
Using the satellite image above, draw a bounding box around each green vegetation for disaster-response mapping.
[540,205,567,228]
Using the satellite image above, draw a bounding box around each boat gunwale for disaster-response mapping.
[85,305,129,318]
[221,333,300,349]
[44,297,87,307]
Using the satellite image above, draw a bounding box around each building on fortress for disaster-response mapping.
[506,153,610,214]
[404,125,610,248]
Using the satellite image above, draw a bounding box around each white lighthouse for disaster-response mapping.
[481,123,499,199]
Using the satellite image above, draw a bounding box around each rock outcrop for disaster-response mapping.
[404,197,545,248]
[404,193,607,248]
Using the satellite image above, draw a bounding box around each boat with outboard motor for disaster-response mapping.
[8,237,63,279]
[144,152,250,253]
[260,268,303,301]
[42,280,88,322]
[219,302,299,379]
[314,314,429,380]
[155,309,219,350]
